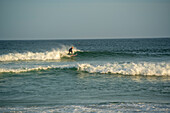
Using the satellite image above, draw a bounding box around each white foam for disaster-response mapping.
[78,62,170,76]
[0,46,80,61]
[0,103,169,113]
[0,64,75,73]
[0,66,51,73]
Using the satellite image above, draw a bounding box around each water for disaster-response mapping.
[0,38,170,112]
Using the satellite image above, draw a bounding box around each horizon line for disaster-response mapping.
[0,36,170,41]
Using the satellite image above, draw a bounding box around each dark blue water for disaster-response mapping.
[0,38,170,112]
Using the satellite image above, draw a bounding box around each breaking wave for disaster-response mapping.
[0,62,169,76]
[77,62,170,76]
[0,46,80,61]
[0,64,76,73]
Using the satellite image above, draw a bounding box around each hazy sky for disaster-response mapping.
[0,0,170,40]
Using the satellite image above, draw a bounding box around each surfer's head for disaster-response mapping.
[72,46,74,49]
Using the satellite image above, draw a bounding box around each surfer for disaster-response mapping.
[68,46,74,55]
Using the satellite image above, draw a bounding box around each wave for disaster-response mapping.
[78,62,170,76]
[0,64,76,73]
[0,46,80,61]
[77,51,136,58]
[0,48,169,62]
[77,50,170,59]
[0,62,169,76]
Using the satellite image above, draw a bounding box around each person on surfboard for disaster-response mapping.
[68,46,74,55]
[68,46,77,56]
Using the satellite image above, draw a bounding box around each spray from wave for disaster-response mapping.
[0,46,80,61]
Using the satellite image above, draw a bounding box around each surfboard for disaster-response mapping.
[70,54,77,57]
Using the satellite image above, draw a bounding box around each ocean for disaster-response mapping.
[0,38,170,112]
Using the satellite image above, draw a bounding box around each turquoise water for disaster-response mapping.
[0,38,170,112]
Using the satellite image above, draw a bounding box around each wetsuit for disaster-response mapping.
[69,48,73,54]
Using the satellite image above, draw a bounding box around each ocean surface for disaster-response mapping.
[0,38,170,112]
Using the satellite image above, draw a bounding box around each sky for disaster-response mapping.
[0,0,170,40]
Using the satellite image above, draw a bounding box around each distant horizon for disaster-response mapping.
[0,36,169,41]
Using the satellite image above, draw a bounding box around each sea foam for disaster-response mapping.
[78,62,170,76]
[0,103,169,112]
